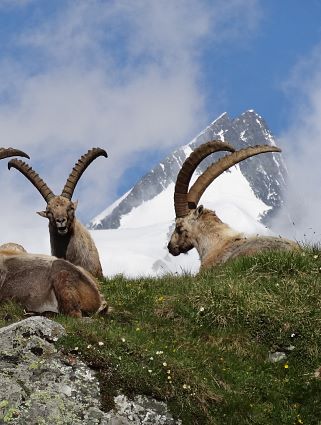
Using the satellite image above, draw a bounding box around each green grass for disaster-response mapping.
[2,248,321,424]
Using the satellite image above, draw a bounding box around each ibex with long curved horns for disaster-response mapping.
[8,148,107,278]
[168,141,298,270]
[0,243,107,317]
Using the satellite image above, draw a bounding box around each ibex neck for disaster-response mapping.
[194,222,243,267]
[49,222,74,258]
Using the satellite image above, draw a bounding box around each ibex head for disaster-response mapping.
[38,196,78,235]
[167,140,281,257]
[8,148,107,235]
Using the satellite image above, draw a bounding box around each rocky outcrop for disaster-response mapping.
[0,317,180,424]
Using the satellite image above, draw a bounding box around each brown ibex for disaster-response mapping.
[8,148,107,278]
[168,140,298,270]
[0,243,107,317]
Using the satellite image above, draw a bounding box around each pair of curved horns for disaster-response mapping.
[0,148,29,160]
[8,147,107,202]
[174,140,281,218]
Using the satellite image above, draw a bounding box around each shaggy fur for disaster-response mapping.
[168,207,299,271]
[0,243,27,255]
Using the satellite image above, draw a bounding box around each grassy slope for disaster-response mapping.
[2,249,321,424]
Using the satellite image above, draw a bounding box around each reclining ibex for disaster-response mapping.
[0,243,107,317]
[8,148,107,278]
[168,140,298,270]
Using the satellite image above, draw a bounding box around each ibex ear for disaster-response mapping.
[72,200,78,210]
[37,211,47,218]
[194,205,204,218]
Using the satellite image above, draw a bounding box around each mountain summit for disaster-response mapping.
[90,110,286,231]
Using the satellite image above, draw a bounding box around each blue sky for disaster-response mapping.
[204,1,321,133]
[0,0,321,240]
[0,2,319,133]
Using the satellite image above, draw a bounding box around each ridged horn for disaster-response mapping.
[61,147,108,199]
[188,144,282,208]
[8,159,55,202]
[174,141,235,218]
[0,148,29,160]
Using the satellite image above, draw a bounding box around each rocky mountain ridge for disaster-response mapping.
[90,110,287,230]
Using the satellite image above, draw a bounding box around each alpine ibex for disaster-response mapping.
[8,148,107,278]
[168,140,298,270]
[0,243,107,317]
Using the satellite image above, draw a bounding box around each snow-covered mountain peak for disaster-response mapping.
[90,110,286,231]
[89,110,287,277]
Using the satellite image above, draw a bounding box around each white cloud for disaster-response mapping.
[272,42,321,243]
[0,0,262,252]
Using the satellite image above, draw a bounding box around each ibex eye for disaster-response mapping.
[176,227,183,234]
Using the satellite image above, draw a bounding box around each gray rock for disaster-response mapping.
[268,351,287,363]
[0,317,180,424]
[104,395,182,424]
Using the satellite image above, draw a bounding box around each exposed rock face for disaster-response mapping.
[106,395,181,424]
[0,317,180,424]
[90,110,286,230]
